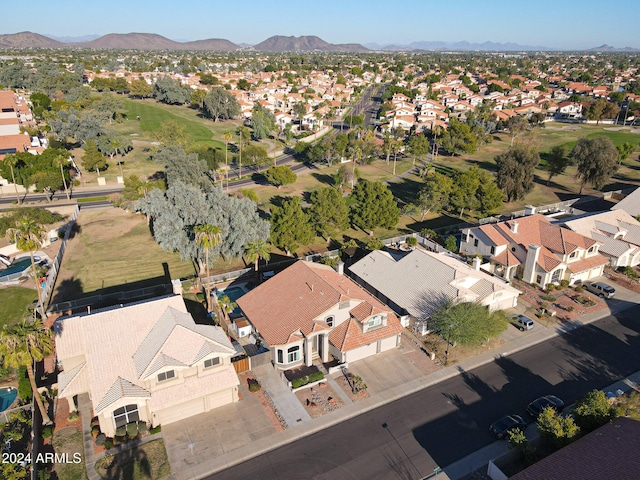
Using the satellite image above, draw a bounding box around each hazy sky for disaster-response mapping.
[5,0,639,50]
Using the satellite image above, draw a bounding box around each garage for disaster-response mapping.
[154,397,205,426]
[345,342,378,363]
[379,335,399,352]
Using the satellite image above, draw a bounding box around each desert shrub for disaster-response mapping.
[91,425,101,435]
[115,426,126,438]
[554,284,563,290]
[574,285,584,293]
[41,425,53,439]
[566,306,574,312]
[406,236,417,246]
[248,379,262,392]
[619,266,639,278]
[560,280,570,288]
[126,422,138,437]
[104,437,114,449]
[541,295,557,302]
[309,371,325,383]
[95,433,106,446]
[68,411,79,421]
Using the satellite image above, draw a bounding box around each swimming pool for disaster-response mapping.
[0,258,32,278]
[215,286,247,316]
[0,387,18,412]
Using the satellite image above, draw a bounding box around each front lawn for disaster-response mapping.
[0,287,37,328]
[94,439,170,480]
[52,427,87,480]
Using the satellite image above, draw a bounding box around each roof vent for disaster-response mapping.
[511,221,519,234]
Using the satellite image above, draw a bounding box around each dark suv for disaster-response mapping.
[526,395,565,418]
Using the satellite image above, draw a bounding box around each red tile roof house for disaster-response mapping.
[55,294,239,438]
[236,261,404,370]
[460,214,608,288]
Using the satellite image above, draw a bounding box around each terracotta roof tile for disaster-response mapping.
[566,254,608,273]
[330,316,403,352]
[491,249,521,266]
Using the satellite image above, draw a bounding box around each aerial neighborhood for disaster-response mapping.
[0,11,640,480]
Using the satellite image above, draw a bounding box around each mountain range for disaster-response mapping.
[0,32,637,52]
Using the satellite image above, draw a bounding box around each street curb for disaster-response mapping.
[182,300,637,479]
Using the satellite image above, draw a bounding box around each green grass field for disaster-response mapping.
[0,287,37,328]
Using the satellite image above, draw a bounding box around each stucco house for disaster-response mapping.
[349,248,521,335]
[460,214,608,288]
[55,294,239,437]
[562,209,640,268]
[236,261,403,369]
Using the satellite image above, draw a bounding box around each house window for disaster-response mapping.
[511,247,516,252]
[490,246,496,255]
[474,239,479,247]
[367,315,382,328]
[551,269,562,283]
[277,349,283,364]
[325,316,334,327]
[536,275,542,284]
[204,357,220,369]
[287,346,301,363]
[569,251,577,259]
[113,404,140,428]
[588,246,595,253]
[157,370,175,382]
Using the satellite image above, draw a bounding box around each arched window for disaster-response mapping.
[113,404,140,428]
[325,316,334,327]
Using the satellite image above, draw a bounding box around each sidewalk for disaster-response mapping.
[169,284,639,480]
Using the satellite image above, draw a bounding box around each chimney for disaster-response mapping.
[511,220,519,234]
[171,278,183,295]
[336,260,345,275]
[472,257,482,271]
[523,244,541,284]
[524,205,536,216]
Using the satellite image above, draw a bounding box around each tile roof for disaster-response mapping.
[349,249,520,321]
[491,249,521,267]
[330,317,403,352]
[58,362,88,398]
[55,295,237,415]
[566,254,608,274]
[237,261,397,349]
[510,417,640,480]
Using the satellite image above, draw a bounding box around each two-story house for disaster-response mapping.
[460,214,608,288]
[55,294,239,437]
[236,261,403,369]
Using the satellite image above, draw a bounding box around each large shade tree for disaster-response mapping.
[495,145,540,202]
[136,181,270,265]
[269,197,314,256]
[0,319,53,424]
[572,136,619,194]
[349,180,400,231]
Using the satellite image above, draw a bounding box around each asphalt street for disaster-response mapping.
[210,304,640,480]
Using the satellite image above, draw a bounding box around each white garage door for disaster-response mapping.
[379,335,398,352]
[155,397,205,425]
[346,343,378,363]
[205,389,234,410]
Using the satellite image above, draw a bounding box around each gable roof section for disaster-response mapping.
[96,377,151,413]
[329,316,403,352]
[58,362,88,398]
[612,187,640,217]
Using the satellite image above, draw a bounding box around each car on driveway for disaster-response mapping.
[513,314,535,331]
[489,414,528,439]
[584,282,615,298]
[526,395,565,418]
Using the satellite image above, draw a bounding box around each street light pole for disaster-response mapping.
[445,323,453,366]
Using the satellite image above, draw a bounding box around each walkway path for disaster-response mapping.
[252,363,311,426]
[78,393,100,480]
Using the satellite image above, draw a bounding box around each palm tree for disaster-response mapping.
[223,130,232,191]
[54,154,71,200]
[194,224,222,312]
[244,240,271,272]
[237,126,250,179]
[10,217,46,319]
[5,154,22,205]
[0,319,53,424]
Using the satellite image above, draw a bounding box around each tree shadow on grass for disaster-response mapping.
[387,177,422,206]
[310,172,336,187]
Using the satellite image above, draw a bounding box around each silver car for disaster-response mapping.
[513,314,535,331]
[584,282,615,298]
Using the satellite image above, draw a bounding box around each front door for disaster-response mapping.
[317,335,323,360]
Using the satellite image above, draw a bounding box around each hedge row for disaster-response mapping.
[291,371,324,388]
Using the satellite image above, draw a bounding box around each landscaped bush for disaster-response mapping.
[248,379,262,392]
[554,284,563,290]
[95,433,106,446]
[41,425,53,439]
[574,285,584,293]
[618,266,639,279]
[308,371,325,383]
[104,437,114,449]
[18,365,32,401]
[137,421,148,435]
[291,376,309,388]
[406,237,417,246]
[560,280,570,288]
[566,306,574,312]
[149,425,162,435]
[91,425,101,436]
[68,411,79,421]
[126,422,138,437]
[115,426,126,438]
[541,294,557,302]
